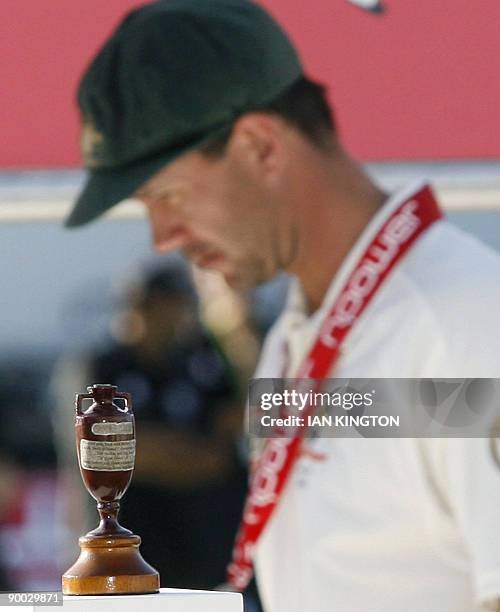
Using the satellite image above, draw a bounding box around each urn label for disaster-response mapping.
[91,422,134,436]
[80,439,135,471]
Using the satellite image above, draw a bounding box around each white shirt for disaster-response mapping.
[253,183,500,612]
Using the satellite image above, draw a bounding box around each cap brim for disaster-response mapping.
[65,136,209,228]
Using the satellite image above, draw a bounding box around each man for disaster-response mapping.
[66,1,500,610]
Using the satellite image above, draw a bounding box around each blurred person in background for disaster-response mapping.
[0,451,19,591]
[0,371,60,592]
[52,260,260,603]
[0,450,59,591]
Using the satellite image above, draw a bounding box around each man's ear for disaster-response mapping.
[228,113,288,180]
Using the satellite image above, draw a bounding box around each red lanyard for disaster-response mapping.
[227,184,443,591]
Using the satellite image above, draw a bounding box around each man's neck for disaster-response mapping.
[287,150,387,314]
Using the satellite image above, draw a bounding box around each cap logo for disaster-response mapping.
[81,118,105,168]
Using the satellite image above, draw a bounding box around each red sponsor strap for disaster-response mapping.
[227,185,443,590]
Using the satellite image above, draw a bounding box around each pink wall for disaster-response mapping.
[1,0,499,168]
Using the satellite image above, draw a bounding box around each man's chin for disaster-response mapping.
[195,257,273,290]
[222,271,252,290]
[192,264,247,289]
[223,267,275,291]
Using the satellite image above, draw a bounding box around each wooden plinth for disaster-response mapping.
[62,533,160,596]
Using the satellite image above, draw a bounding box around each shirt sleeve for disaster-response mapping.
[445,436,500,605]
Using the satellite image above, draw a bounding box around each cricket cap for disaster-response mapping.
[66,0,303,227]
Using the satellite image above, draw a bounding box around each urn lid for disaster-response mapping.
[87,384,117,402]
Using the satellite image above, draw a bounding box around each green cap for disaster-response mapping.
[66,0,303,227]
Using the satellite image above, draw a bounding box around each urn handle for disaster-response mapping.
[114,392,132,413]
[75,392,94,416]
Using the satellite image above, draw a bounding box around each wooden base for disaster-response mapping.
[62,533,160,596]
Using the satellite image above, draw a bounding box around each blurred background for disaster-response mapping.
[0,0,499,609]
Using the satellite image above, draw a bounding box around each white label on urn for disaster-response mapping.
[91,422,134,436]
[80,439,135,471]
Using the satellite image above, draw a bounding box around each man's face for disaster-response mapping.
[136,132,291,290]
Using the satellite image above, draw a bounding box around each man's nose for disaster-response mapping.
[151,223,189,253]
[144,206,187,252]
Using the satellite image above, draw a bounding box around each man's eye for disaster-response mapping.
[136,186,184,208]
[149,186,178,201]
[161,193,182,208]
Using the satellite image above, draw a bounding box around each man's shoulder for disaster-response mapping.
[405,219,500,297]
[368,219,500,376]
[397,219,500,329]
